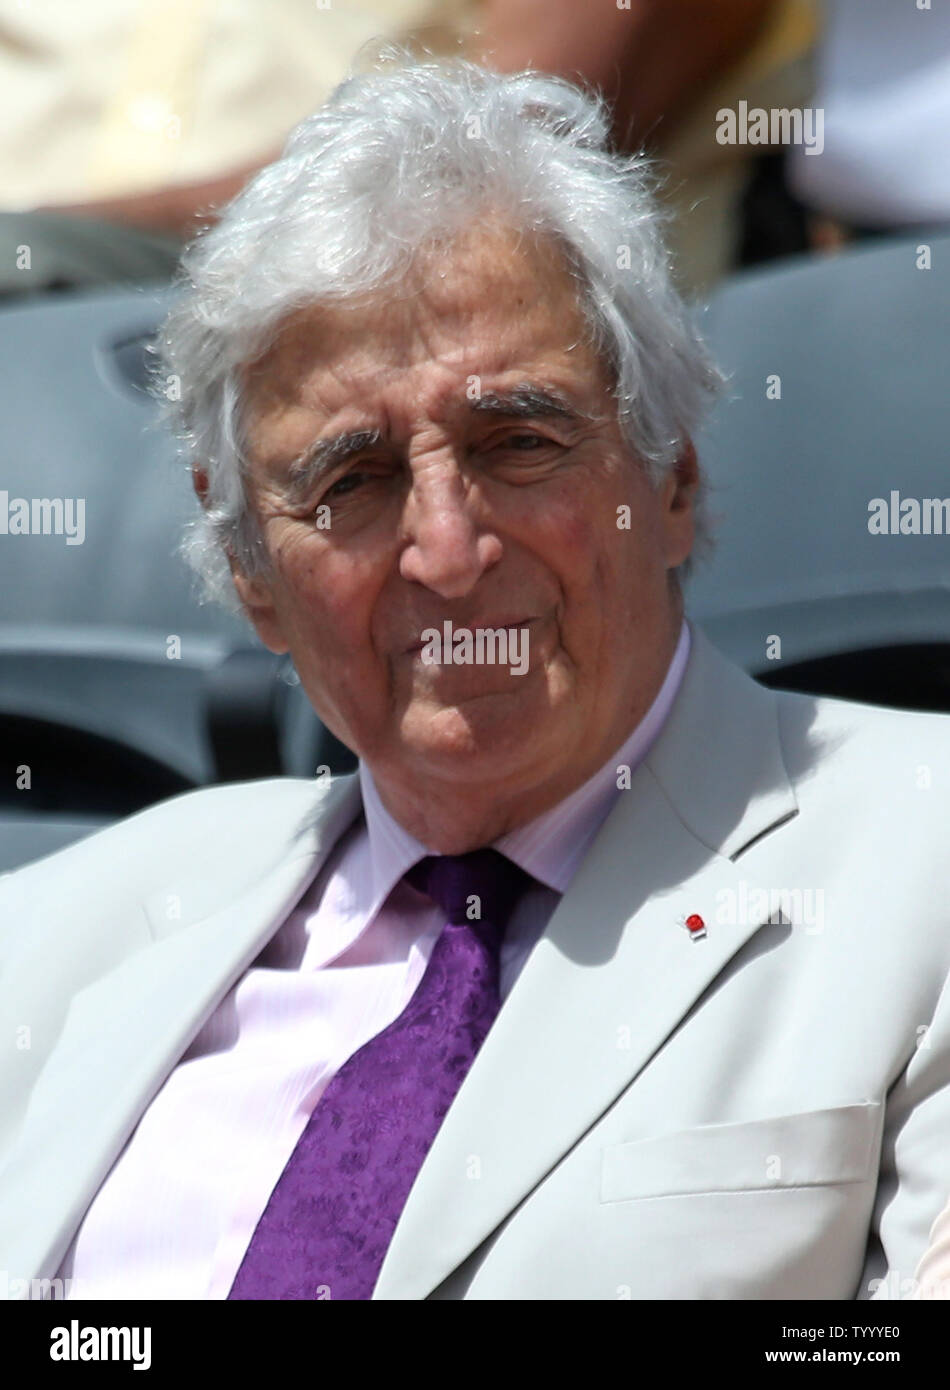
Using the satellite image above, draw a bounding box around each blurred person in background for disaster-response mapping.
[785,0,950,252]
[0,0,817,300]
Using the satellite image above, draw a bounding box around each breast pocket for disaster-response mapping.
[600,1101,882,1204]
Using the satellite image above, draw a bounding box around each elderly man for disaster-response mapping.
[2,53,950,1304]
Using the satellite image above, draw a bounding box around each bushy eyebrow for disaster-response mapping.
[277,382,593,504]
[471,383,590,423]
[283,428,383,503]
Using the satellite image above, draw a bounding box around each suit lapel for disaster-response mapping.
[373,623,800,1299]
[2,773,363,1290]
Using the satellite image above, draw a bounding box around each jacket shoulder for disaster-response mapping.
[774,684,950,807]
[776,682,950,746]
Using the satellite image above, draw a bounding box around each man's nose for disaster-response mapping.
[397,463,502,598]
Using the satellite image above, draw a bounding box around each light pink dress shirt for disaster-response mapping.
[913,1194,950,1299]
[56,620,690,1299]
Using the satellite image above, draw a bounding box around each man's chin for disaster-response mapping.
[398,690,555,774]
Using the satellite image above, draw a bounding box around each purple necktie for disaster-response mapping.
[227,847,534,1300]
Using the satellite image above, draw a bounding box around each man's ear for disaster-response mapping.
[660,439,699,570]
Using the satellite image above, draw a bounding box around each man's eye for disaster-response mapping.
[497,432,549,451]
[325,471,368,499]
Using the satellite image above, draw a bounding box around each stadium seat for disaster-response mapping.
[688,229,950,712]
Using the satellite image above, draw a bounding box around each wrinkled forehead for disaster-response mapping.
[237,216,607,426]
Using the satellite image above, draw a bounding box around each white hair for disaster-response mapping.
[151,45,726,613]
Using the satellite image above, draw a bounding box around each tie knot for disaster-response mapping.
[406,847,533,931]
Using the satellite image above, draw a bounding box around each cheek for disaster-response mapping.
[271,533,383,655]
[522,486,603,582]
[539,456,656,582]
[547,501,645,600]
[559,508,599,560]
[271,543,326,633]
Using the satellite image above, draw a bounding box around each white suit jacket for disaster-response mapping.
[3,624,950,1300]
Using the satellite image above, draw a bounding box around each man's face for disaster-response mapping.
[229,216,697,834]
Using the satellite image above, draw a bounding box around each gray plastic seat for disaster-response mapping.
[0,284,246,637]
[687,229,950,710]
